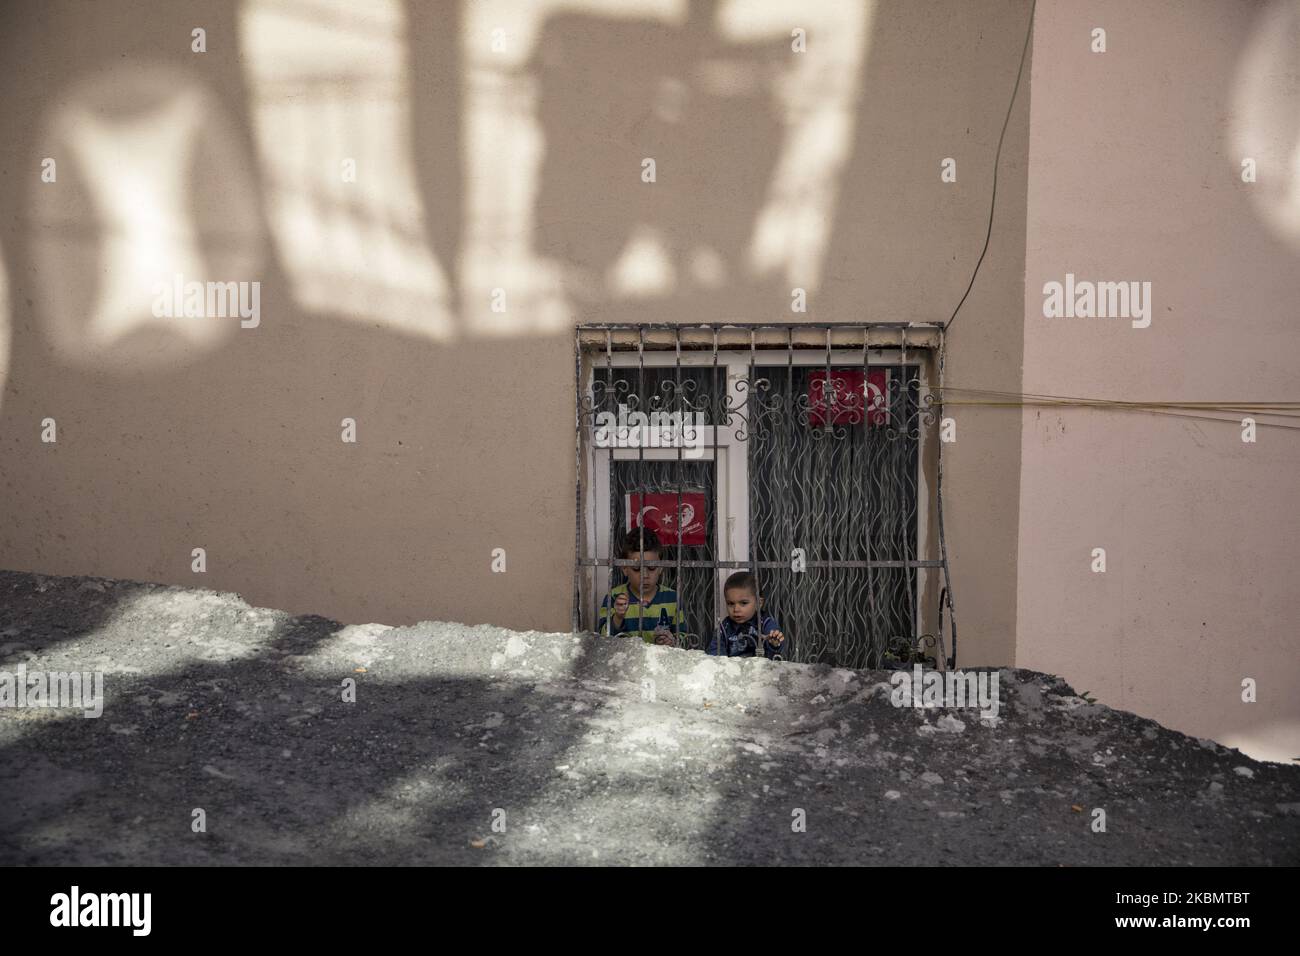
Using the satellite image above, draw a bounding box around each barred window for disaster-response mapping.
[575,324,956,669]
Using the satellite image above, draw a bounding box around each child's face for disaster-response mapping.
[624,550,660,595]
[725,587,759,625]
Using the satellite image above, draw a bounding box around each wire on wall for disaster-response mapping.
[932,384,1300,429]
[945,0,1036,333]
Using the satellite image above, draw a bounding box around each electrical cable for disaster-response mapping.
[945,0,1035,332]
[930,384,1300,428]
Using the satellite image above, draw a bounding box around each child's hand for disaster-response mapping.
[611,592,629,621]
[764,628,784,646]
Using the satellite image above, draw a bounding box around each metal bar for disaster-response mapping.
[583,559,944,569]
[823,327,833,659]
[862,326,876,662]
[711,328,721,643]
[674,327,683,646]
[595,338,941,348]
[575,322,949,331]
[785,327,796,657]
[635,327,646,637]
[902,327,918,654]
[604,331,615,635]
[748,327,757,600]
[572,329,582,632]
[935,323,958,668]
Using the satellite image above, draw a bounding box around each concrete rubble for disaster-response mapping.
[1,570,1296,865]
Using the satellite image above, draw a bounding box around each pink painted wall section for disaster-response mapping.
[1019,0,1300,761]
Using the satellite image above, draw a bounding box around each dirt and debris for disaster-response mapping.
[1,569,1296,865]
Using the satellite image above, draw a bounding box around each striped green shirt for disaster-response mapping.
[598,584,684,643]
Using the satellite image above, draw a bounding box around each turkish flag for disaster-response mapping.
[626,492,707,547]
[808,369,889,426]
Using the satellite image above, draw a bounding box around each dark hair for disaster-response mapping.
[620,527,662,559]
[723,571,758,597]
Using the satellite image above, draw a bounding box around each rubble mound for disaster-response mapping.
[1,570,1296,865]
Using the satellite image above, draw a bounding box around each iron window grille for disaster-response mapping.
[574,323,957,669]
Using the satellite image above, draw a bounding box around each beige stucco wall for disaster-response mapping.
[1019,0,1300,762]
[0,0,1032,660]
[0,0,577,631]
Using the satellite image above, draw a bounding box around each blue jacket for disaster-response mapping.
[705,612,787,659]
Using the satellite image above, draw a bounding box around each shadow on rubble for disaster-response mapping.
[0,572,739,865]
[0,571,150,658]
[0,591,617,865]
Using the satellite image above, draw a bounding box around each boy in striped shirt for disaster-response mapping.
[598,529,683,646]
